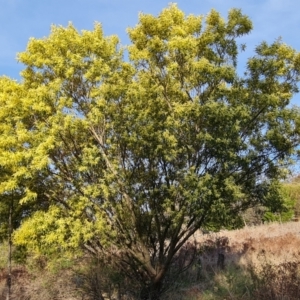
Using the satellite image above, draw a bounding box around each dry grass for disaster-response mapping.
[0,268,80,300]
[192,221,300,269]
[0,242,7,270]
[1,221,300,299]
[167,221,300,299]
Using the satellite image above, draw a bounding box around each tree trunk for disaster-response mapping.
[140,268,167,300]
[6,196,13,300]
[140,281,163,300]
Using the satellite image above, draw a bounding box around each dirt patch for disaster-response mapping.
[0,266,80,300]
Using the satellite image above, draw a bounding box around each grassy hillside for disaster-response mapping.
[1,221,300,299]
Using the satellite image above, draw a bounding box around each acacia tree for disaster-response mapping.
[1,5,300,299]
[0,77,51,242]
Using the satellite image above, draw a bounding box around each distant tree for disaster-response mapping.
[278,175,300,221]
[260,175,300,223]
[262,183,295,223]
[1,5,300,299]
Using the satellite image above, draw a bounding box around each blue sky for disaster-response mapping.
[1,0,300,104]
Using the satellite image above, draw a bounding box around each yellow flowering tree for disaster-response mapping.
[1,5,300,299]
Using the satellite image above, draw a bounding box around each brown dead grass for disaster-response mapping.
[192,221,300,270]
[0,265,80,300]
[0,267,32,300]
[1,221,300,299]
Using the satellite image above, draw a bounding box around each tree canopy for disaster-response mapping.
[1,4,300,299]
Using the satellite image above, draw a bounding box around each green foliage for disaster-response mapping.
[200,267,252,300]
[1,4,300,298]
[263,176,300,223]
[263,182,296,222]
[11,245,28,265]
[284,175,300,217]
